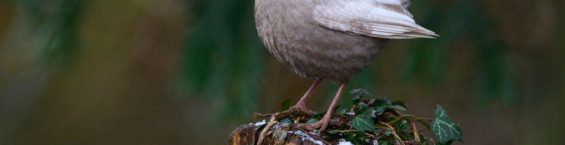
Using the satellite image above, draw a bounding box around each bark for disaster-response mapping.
[228,124,335,145]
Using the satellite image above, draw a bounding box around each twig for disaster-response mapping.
[257,115,278,145]
[388,114,431,125]
[379,122,406,145]
[411,122,420,142]
[332,129,358,133]
[364,132,376,139]
[392,110,404,116]
[254,107,317,120]
[403,114,432,121]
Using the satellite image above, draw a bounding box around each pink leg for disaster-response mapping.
[255,79,322,118]
[290,79,322,114]
[318,83,346,131]
[297,82,347,132]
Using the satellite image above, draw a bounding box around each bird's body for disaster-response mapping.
[256,0,436,82]
[255,0,436,132]
[256,0,388,82]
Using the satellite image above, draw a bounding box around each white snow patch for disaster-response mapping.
[287,130,325,145]
[338,139,354,145]
[372,140,379,145]
[254,119,266,127]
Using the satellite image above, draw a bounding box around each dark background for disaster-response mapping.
[1,0,564,145]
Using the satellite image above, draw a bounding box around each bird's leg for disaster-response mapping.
[255,79,322,118]
[295,82,347,133]
[288,79,322,115]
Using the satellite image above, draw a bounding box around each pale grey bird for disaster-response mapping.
[255,0,437,132]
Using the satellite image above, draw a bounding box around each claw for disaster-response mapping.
[293,116,331,134]
[254,104,317,121]
[256,79,322,120]
[289,104,317,116]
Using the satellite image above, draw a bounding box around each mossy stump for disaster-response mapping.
[229,124,335,145]
[228,89,463,145]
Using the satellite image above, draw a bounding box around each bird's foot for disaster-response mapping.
[254,104,317,120]
[293,116,331,134]
[288,104,317,116]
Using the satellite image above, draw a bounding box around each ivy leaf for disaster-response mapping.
[355,104,370,115]
[431,105,463,144]
[352,115,376,132]
[280,99,291,111]
[335,106,348,115]
[372,106,385,117]
[387,104,407,112]
[392,101,408,110]
[383,130,392,136]
[351,89,371,104]
[374,97,392,108]
[395,119,408,132]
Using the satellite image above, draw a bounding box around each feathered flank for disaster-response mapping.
[313,0,438,39]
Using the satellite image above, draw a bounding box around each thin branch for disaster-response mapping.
[380,122,406,145]
[257,115,278,145]
[411,122,420,142]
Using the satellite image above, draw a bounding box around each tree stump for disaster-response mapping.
[227,91,464,145]
[228,123,338,145]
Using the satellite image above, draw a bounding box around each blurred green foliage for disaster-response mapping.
[409,0,519,104]
[21,0,84,70]
[179,0,264,120]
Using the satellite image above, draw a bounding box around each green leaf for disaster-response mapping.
[374,97,392,108]
[352,115,376,132]
[335,106,348,115]
[395,119,408,131]
[384,130,392,136]
[387,104,407,112]
[280,99,291,111]
[350,89,371,104]
[368,106,383,117]
[431,105,463,144]
[355,104,370,115]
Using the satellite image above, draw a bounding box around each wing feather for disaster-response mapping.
[313,0,437,39]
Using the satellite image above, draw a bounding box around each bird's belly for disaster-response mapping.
[267,29,387,82]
